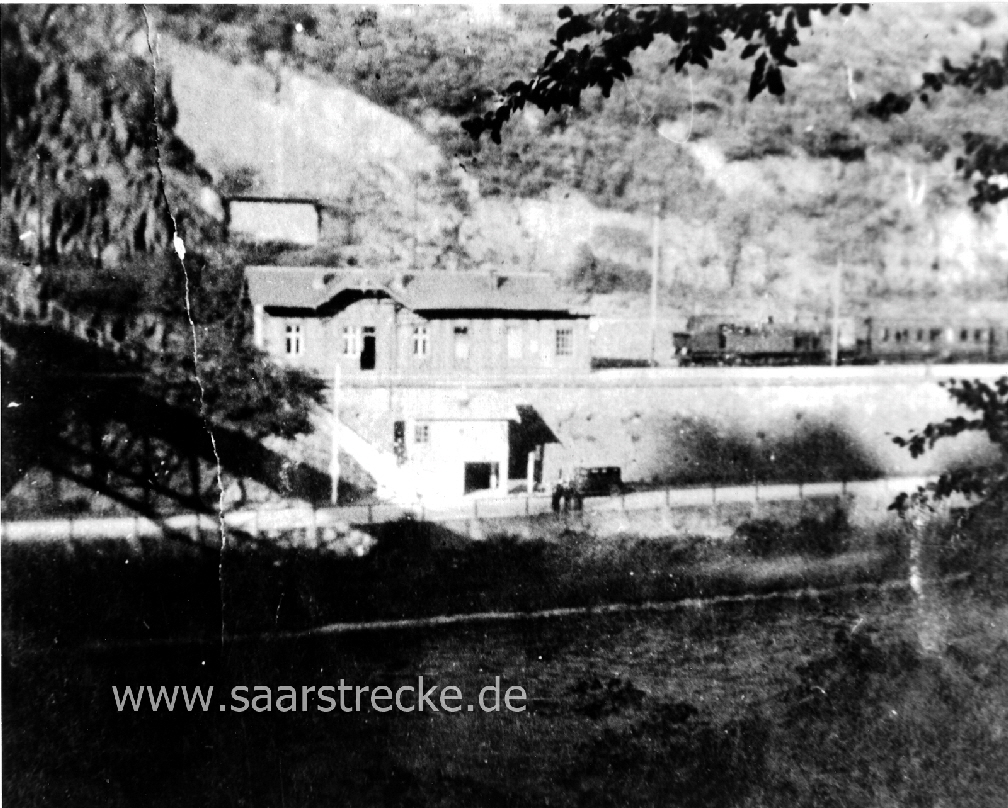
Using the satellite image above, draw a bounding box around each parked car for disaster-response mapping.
[572,466,625,497]
[552,467,626,512]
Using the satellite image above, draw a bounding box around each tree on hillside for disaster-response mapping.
[462,5,866,143]
[463,4,1007,212]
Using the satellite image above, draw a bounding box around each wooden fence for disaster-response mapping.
[0,475,940,543]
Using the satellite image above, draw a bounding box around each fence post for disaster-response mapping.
[525,495,529,516]
[665,486,670,508]
[367,504,373,524]
[798,481,803,500]
[309,508,317,546]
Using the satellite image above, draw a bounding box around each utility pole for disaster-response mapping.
[330,358,341,505]
[412,173,419,271]
[36,150,44,269]
[650,201,660,367]
[830,260,841,367]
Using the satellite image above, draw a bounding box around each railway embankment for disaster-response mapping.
[332,364,1004,488]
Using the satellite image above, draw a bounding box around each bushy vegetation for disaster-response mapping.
[3,538,1005,807]
[152,5,1008,310]
[737,506,852,557]
[567,244,652,295]
[0,6,214,264]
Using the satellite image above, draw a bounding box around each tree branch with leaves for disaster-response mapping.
[462,4,865,144]
[463,4,1007,213]
[890,377,1008,516]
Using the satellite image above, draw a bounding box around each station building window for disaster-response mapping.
[412,325,429,357]
[285,322,303,355]
[414,423,430,444]
[555,327,573,357]
[507,325,523,361]
[342,326,359,356]
[454,326,470,364]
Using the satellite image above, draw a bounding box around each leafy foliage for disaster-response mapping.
[864,42,1008,209]
[462,4,1008,216]
[461,4,865,144]
[567,244,650,294]
[0,6,214,264]
[957,132,1008,211]
[142,323,327,441]
[890,377,1008,515]
[737,508,851,557]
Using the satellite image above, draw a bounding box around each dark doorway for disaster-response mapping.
[464,462,497,495]
[393,420,405,465]
[360,327,376,371]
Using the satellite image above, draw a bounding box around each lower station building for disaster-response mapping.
[245,266,586,499]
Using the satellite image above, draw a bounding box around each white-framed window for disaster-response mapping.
[412,325,429,357]
[454,325,470,363]
[555,327,573,357]
[285,322,303,355]
[507,325,522,361]
[341,326,359,356]
[414,423,430,444]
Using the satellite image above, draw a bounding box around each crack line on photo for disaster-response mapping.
[143,6,227,648]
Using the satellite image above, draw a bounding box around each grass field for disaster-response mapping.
[4,584,1006,807]
[3,506,1006,806]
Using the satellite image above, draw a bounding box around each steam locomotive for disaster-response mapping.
[673,313,1008,365]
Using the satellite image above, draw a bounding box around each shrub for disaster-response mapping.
[738,507,851,557]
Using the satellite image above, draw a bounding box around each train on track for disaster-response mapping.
[672,312,1008,366]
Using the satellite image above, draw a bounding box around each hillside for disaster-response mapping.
[153,3,1008,318]
[0,6,217,267]
[4,5,1005,319]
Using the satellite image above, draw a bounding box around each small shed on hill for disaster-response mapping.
[223,196,322,246]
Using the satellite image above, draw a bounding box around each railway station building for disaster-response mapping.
[245,266,591,379]
[245,266,583,499]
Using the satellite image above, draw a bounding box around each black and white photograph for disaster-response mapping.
[1,2,1006,805]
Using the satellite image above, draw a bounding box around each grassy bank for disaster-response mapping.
[4,506,1006,806]
[1,501,905,646]
[3,583,1006,807]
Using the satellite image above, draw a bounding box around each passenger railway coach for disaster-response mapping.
[864,316,1007,363]
[676,312,1008,366]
